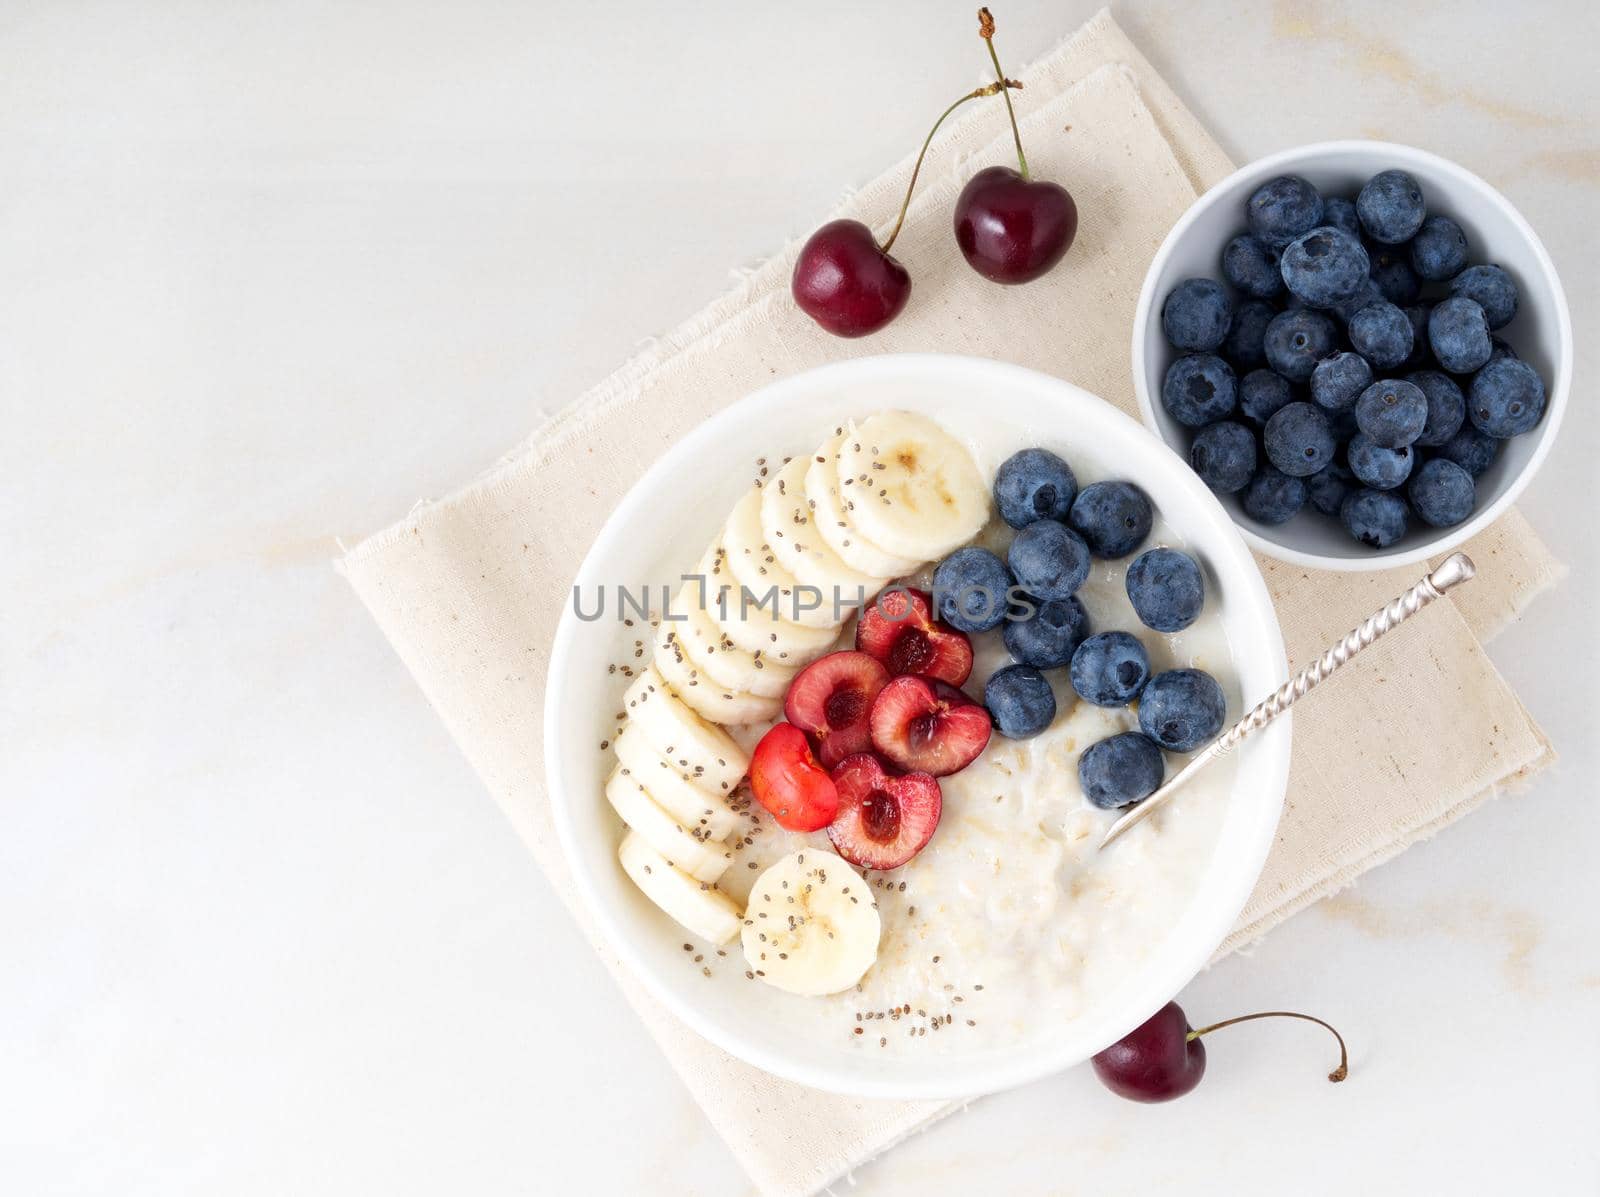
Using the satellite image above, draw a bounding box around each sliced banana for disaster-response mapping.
[805,432,922,578]
[740,849,881,996]
[654,619,782,725]
[613,723,742,841]
[834,412,989,563]
[605,768,730,883]
[622,665,748,794]
[618,831,743,946]
[723,485,843,631]
[664,582,796,699]
[699,542,839,663]
[760,456,886,604]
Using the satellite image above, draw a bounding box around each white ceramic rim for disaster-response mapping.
[1131,139,1573,572]
[544,354,1291,1099]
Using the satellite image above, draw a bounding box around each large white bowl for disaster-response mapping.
[1133,140,1571,572]
[546,354,1290,1098]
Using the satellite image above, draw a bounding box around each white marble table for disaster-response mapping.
[4,2,1597,1192]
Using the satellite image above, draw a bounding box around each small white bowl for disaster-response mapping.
[546,354,1290,1099]
[1133,140,1571,572]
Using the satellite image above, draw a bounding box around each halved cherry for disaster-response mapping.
[783,650,891,769]
[827,753,942,870]
[750,723,839,832]
[869,675,992,777]
[930,679,979,708]
[855,588,974,686]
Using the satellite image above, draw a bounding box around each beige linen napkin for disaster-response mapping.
[340,11,1561,1195]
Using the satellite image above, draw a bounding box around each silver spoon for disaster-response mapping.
[1099,551,1477,850]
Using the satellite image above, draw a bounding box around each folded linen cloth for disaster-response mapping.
[339,11,1561,1195]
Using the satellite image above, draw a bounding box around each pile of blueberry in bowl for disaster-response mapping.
[1132,141,1570,571]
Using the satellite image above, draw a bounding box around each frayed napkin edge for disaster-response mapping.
[1215,734,1556,960]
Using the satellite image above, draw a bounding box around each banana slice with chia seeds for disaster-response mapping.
[835,412,989,563]
[622,665,747,793]
[605,767,730,883]
[805,432,922,579]
[722,486,843,631]
[760,456,887,606]
[654,618,782,725]
[618,831,743,946]
[698,542,840,663]
[613,723,743,841]
[664,582,797,699]
[741,849,881,996]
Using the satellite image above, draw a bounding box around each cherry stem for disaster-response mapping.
[1186,1011,1350,1083]
[978,7,1028,180]
[878,79,1023,255]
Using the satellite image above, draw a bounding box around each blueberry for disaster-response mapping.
[1354,378,1428,447]
[1468,358,1546,437]
[1068,481,1153,558]
[985,664,1056,740]
[932,546,1013,633]
[1069,631,1151,707]
[1410,214,1469,281]
[1079,732,1165,810]
[1367,246,1421,305]
[1161,353,1237,428]
[1007,519,1091,601]
[1138,669,1226,752]
[1438,424,1501,477]
[1263,309,1339,383]
[1347,434,1416,490]
[1428,296,1493,374]
[1239,368,1295,426]
[1308,461,1355,516]
[1341,488,1410,548]
[1189,420,1258,493]
[1400,303,1432,369]
[1406,370,1466,447]
[1450,264,1518,330]
[1264,401,1336,476]
[1280,226,1370,307]
[1321,195,1361,238]
[1348,301,1414,371]
[1221,235,1283,299]
[1488,337,1518,364]
[1310,351,1373,414]
[1247,175,1325,250]
[1003,596,1088,669]
[1241,465,1308,525]
[1408,458,1476,527]
[994,448,1077,529]
[1161,278,1234,352]
[1357,169,1426,244]
[1223,299,1277,370]
[1126,547,1205,633]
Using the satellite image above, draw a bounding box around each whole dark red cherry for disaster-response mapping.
[1092,1000,1349,1103]
[791,220,911,338]
[954,166,1077,284]
[948,10,1078,285]
[1092,1001,1205,1102]
[789,9,1042,337]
